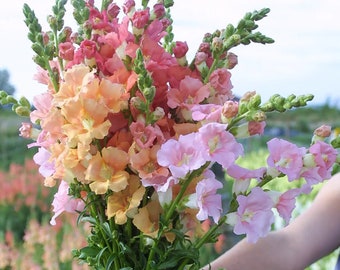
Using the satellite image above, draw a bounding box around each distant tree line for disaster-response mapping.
[0,69,16,110]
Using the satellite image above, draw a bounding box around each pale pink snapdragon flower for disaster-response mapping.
[209,68,233,98]
[130,121,164,149]
[167,75,210,111]
[268,187,306,224]
[233,121,266,139]
[50,180,85,226]
[301,141,338,185]
[33,147,55,178]
[30,92,53,124]
[198,122,243,169]
[227,164,266,194]
[19,122,40,140]
[227,187,274,243]
[267,138,306,181]
[186,171,223,223]
[191,104,223,123]
[157,133,206,179]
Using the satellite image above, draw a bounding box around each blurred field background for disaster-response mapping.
[1,89,340,268]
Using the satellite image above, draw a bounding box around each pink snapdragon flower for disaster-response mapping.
[130,121,164,149]
[157,133,206,179]
[230,187,274,243]
[33,147,55,178]
[268,188,304,224]
[50,180,85,225]
[267,138,306,181]
[195,176,223,223]
[209,68,233,97]
[59,41,75,61]
[198,122,243,169]
[132,8,150,29]
[30,92,53,124]
[167,76,210,110]
[173,41,189,59]
[191,104,223,123]
[301,141,338,185]
[227,164,266,194]
[187,171,223,223]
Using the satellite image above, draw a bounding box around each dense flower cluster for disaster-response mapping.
[1,0,339,269]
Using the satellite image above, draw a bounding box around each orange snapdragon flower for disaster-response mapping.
[106,175,145,224]
[129,144,168,179]
[132,199,162,238]
[86,147,129,194]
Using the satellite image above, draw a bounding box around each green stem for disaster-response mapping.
[164,162,210,223]
[203,58,219,84]
[146,163,210,270]
[178,216,227,270]
[85,186,121,269]
[44,58,59,92]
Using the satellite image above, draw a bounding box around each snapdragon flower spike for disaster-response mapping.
[260,93,314,112]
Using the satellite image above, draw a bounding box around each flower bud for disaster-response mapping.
[314,125,331,138]
[194,52,208,73]
[198,42,211,53]
[107,3,120,19]
[152,107,165,122]
[123,0,135,16]
[151,3,165,19]
[19,96,31,108]
[226,52,238,69]
[247,93,261,110]
[240,91,257,103]
[249,111,266,122]
[222,100,239,119]
[19,122,33,138]
[130,96,146,111]
[15,106,31,117]
[173,41,188,59]
[59,42,75,61]
[212,37,223,55]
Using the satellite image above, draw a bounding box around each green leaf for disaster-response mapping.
[78,246,101,260]
[102,222,113,240]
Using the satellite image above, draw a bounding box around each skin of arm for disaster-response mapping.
[202,173,340,270]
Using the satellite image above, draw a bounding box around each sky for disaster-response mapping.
[1,0,339,107]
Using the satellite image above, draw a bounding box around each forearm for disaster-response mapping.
[202,229,296,270]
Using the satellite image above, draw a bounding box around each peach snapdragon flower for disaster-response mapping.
[106,175,145,224]
[86,147,130,194]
